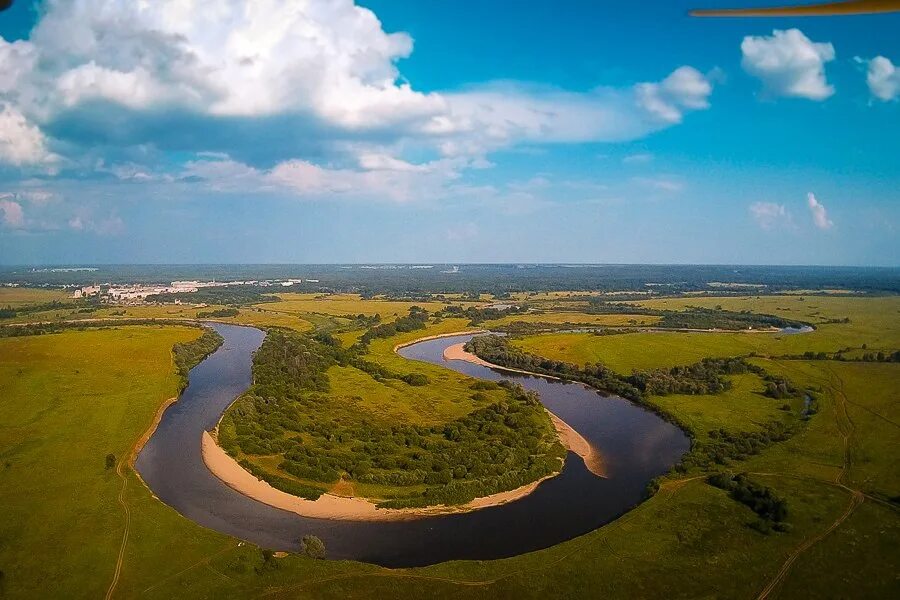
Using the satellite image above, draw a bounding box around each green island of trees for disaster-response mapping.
[218,315,564,507]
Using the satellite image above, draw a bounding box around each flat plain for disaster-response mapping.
[0,290,897,598]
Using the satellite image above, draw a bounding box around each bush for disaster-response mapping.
[300,535,326,559]
[105,453,116,470]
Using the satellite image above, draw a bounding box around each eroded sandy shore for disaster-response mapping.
[202,431,558,521]
[443,342,606,477]
[200,330,605,521]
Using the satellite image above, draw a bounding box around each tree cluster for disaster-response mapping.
[707,472,789,532]
[219,329,563,506]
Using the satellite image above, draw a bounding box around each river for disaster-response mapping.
[135,323,689,567]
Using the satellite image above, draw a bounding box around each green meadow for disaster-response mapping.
[0,292,896,598]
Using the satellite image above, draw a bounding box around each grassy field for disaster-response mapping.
[0,303,314,332]
[483,311,661,327]
[0,287,71,307]
[1,296,897,598]
[0,326,217,599]
[511,295,900,374]
[256,293,466,319]
[650,372,796,441]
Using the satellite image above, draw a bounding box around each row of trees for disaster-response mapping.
[584,298,808,330]
[466,334,811,474]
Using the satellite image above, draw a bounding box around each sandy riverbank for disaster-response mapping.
[443,342,606,477]
[201,431,559,521]
[200,329,606,521]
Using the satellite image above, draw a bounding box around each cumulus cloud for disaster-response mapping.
[741,29,835,100]
[860,56,900,101]
[0,103,56,166]
[635,66,713,123]
[807,192,833,230]
[0,197,24,227]
[0,0,713,178]
[749,201,788,230]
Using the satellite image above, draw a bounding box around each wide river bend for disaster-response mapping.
[135,323,689,567]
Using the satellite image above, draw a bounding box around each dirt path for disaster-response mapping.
[754,363,864,600]
[105,350,181,600]
[104,458,131,600]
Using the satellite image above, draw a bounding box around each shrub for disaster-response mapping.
[300,535,326,559]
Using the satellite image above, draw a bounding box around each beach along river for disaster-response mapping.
[136,324,689,567]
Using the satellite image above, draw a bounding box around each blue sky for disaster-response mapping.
[0,0,897,265]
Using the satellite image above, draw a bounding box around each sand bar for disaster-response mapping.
[202,431,559,521]
[201,330,606,521]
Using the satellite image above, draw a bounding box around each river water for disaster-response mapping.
[135,324,689,567]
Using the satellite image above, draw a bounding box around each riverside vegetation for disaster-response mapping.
[218,313,564,507]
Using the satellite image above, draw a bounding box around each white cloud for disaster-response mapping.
[861,56,900,101]
[0,198,24,227]
[0,0,713,176]
[0,103,56,166]
[439,66,712,155]
[635,66,713,123]
[749,201,787,230]
[807,192,833,230]
[741,29,835,100]
[182,155,467,204]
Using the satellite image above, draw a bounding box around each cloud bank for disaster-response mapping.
[0,0,714,196]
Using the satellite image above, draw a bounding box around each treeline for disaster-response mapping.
[707,472,790,533]
[682,422,795,470]
[465,335,772,402]
[464,334,642,401]
[147,287,278,306]
[781,349,900,363]
[197,307,239,318]
[0,298,95,320]
[441,304,527,325]
[657,307,805,330]
[630,357,758,396]
[219,329,563,505]
[172,327,224,387]
[585,299,808,330]
[357,306,429,346]
[0,318,203,338]
[9,264,898,294]
[466,335,810,474]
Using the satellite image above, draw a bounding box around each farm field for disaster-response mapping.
[0,286,71,307]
